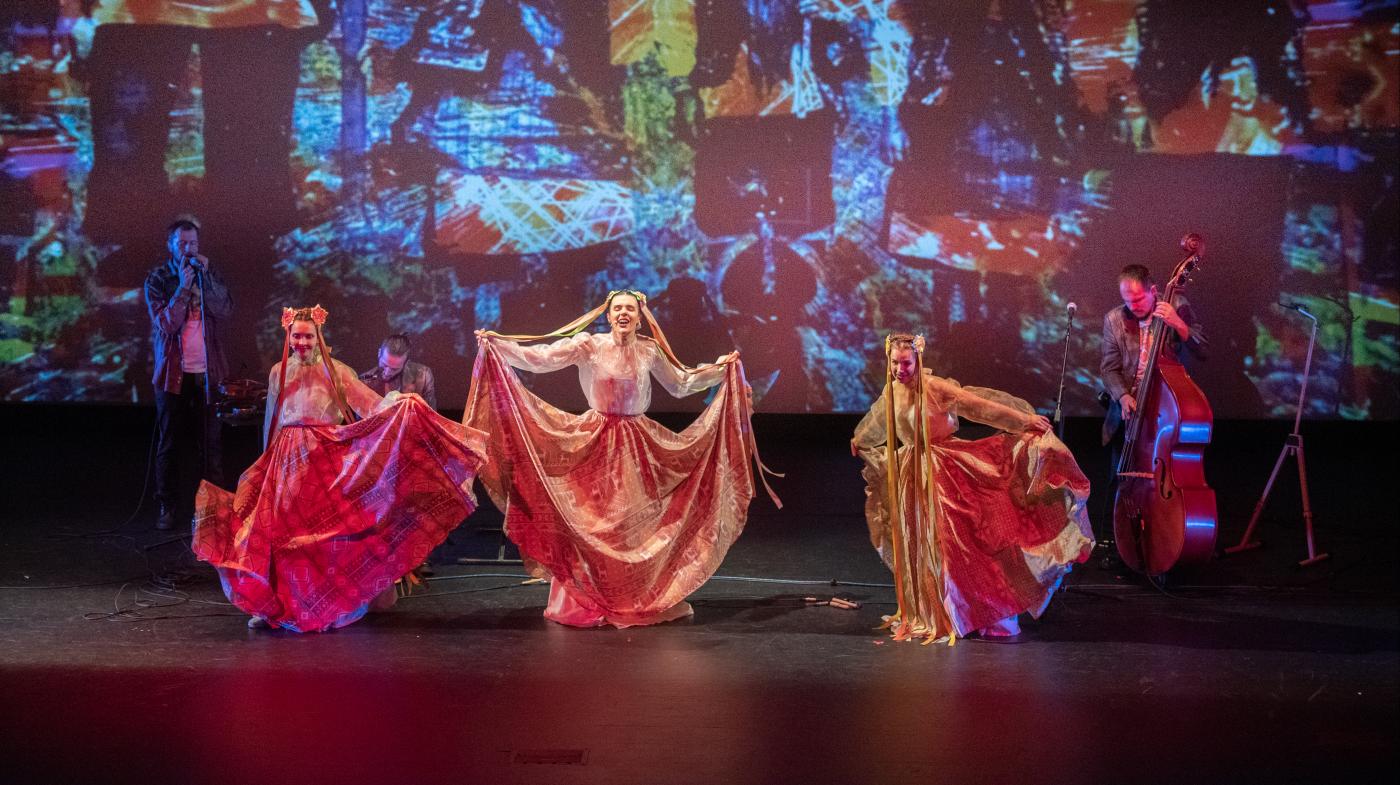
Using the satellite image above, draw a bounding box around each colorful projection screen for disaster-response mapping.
[1,1,1397,417]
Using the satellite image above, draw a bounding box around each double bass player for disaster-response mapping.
[1099,260,1209,554]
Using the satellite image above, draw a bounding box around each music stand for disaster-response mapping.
[1226,304,1328,566]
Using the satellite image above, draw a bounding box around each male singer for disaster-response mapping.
[144,218,233,530]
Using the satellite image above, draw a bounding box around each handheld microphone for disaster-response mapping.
[1066,301,1078,316]
[1279,301,1302,311]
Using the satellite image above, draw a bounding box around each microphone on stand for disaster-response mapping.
[1052,300,1077,439]
[1278,300,1318,322]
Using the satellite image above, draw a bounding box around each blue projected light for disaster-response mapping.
[0,1,1393,418]
[1178,422,1212,444]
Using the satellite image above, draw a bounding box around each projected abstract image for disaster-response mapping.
[1,0,1396,417]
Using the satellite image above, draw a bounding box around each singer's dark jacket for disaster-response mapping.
[144,258,233,399]
[1099,294,1207,444]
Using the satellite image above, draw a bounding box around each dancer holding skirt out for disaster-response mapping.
[467,290,779,628]
[852,334,1093,644]
[194,305,487,632]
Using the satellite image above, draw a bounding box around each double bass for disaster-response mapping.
[1113,234,1218,577]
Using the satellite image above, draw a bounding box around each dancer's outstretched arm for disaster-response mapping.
[338,361,385,419]
[850,391,888,456]
[925,375,1049,435]
[650,345,735,398]
[477,331,591,374]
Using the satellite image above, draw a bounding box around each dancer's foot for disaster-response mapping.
[973,615,1023,643]
[369,585,398,612]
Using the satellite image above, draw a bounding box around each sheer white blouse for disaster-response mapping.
[487,333,726,415]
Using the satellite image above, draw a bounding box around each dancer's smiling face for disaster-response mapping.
[609,293,640,338]
[290,320,318,360]
[890,347,918,386]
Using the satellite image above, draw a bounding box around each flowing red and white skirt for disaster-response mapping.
[194,397,486,632]
[466,344,762,627]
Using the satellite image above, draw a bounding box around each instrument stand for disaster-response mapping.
[1226,306,1328,567]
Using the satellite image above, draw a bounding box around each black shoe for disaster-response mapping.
[155,505,175,531]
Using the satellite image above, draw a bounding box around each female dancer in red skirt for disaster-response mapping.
[467,290,779,627]
[194,305,487,631]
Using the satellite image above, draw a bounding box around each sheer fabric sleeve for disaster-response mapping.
[489,333,592,374]
[336,361,385,419]
[649,341,727,398]
[852,391,889,449]
[925,374,1034,434]
[263,363,282,449]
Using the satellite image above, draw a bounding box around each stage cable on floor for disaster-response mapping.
[402,580,538,599]
[83,581,238,623]
[710,575,894,589]
[0,577,150,591]
[426,572,895,589]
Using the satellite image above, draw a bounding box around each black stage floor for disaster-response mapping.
[2,407,1397,785]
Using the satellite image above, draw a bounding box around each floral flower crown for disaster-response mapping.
[281,304,329,330]
[606,289,647,306]
[884,333,925,354]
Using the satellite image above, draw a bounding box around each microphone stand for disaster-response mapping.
[189,255,208,390]
[190,254,212,483]
[1226,304,1328,566]
[1052,306,1075,440]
